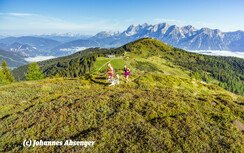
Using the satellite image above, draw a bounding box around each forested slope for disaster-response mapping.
[12,38,244,95]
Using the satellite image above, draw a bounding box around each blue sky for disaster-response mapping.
[0,0,244,35]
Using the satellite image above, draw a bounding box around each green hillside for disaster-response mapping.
[11,47,103,80]
[0,49,28,68]
[1,38,244,152]
[1,71,244,152]
[13,38,244,95]
[12,47,125,80]
[125,39,244,95]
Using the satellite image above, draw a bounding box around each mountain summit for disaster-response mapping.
[91,23,244,51]
[1,23,243,59]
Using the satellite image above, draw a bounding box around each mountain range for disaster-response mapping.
[0,23,243,60]
[0,36,61,56]
[37,33,92,43]
[50,39,99,56]
[90,23,244,51]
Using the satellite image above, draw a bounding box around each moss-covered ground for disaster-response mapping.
[1,72,243,152]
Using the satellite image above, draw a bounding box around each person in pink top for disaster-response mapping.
[124,64,130,83]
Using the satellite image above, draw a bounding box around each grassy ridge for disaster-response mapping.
[12,38,244,95]
[122,38,244,95]
[0,73,243,152]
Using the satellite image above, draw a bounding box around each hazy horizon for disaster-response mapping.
[1,22,244,37]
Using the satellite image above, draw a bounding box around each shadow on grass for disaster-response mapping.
[91,78,111,86]
[0,114,10,121]
[70,127,99,139]
[94,76,107,80]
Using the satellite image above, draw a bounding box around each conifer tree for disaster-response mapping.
[0,68,7,85]
[1,60,15,83]
[25,62,43,80]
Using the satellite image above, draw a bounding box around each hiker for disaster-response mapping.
[107,63,114,80]
[124,64,130,83]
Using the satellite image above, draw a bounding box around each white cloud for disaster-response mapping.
[60,47,87,52]
[189,50,244,59]
[0,12,34,16]
[24,56,56,62]
[8,13,33,16]
[0,13,125,35]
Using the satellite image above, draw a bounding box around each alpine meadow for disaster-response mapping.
[1,38,244,152]
[1,0,244,152]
